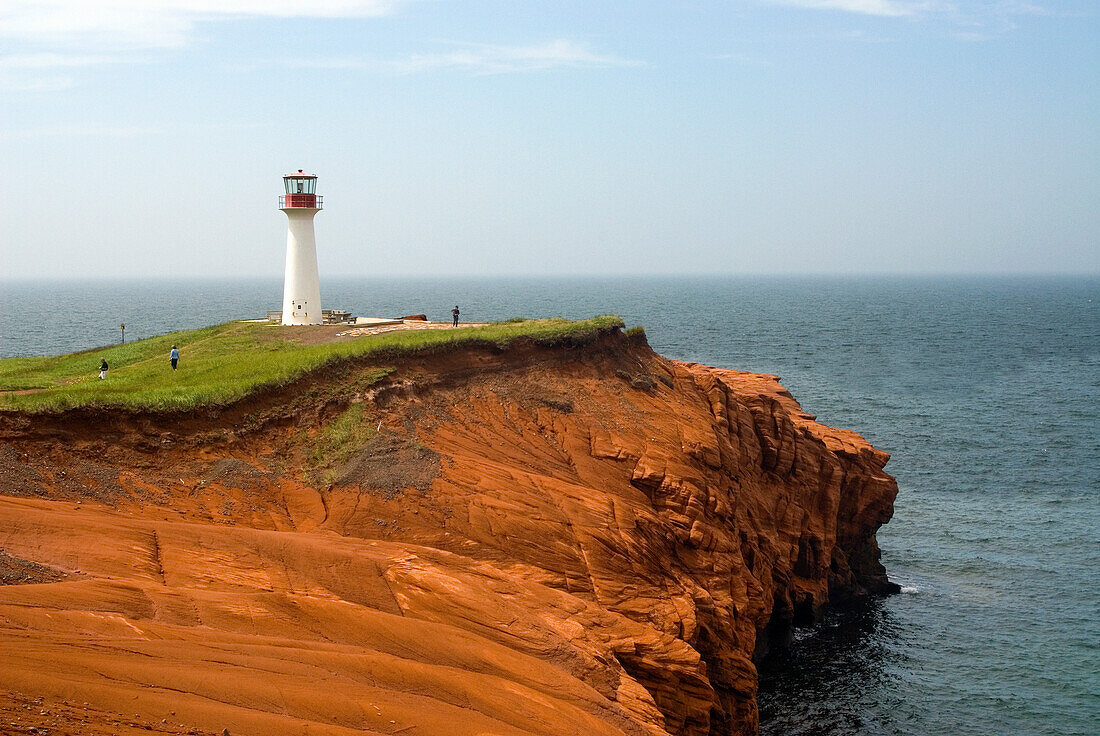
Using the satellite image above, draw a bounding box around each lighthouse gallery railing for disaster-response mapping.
[279,194,323,209]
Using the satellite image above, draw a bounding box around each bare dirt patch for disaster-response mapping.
[334,321,488,340]
[199,458,277,491]
[0,550,68,585]
[0,444,46,496]
[0,690,212,735]
[255,320,487,346]
[333,431,441,499]
[255,324,364,346]
[52,462,125,504]
[1,444,129,505]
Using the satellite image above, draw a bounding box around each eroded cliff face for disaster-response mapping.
[0,330,896,736]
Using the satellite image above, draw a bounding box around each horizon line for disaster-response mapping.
[3,271,1099,282]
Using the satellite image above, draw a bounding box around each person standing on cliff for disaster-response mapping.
[169,345,180,371]
[451,305,460,327]
[98,358,108,380]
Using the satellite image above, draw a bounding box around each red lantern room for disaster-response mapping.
[279,170,323,210]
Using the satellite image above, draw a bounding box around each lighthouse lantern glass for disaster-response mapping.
[284,177,316,195]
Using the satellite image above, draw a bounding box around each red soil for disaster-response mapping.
[0,330,896,736]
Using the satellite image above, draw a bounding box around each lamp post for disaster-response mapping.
[120,323,125,343]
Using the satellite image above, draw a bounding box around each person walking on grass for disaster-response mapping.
[98,358,108,380]
[452,305,460,327]
[170,345,180,371]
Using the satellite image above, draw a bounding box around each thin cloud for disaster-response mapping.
[708,52,773,66]
[0,123,156,139]
[0,73,73,92]
[395,40,643,74]
[0,51,141,92]
[0,120,265,139]
[759,0,1060,40]
[271,40,643,75]
[0,0,405,90]
[939,0,1054,39]
[0,1,403,49]
[995,1,1049,15]
[0,52,136,68]
[762,0,935,16]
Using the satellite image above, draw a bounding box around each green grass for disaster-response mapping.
[0,315,625,412]
[308,402,378,483]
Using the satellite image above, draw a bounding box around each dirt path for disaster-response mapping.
[334,320,488,339]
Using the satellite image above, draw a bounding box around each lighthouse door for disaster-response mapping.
[293,301,307,319]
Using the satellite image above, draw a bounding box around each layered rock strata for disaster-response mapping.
[0,328,896,736]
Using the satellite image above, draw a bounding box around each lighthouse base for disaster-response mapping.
[281,207,322,326]
[267,309,356,325]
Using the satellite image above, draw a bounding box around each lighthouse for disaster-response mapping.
[279,170,323,325]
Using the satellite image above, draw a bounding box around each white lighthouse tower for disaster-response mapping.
[279,170,323,325]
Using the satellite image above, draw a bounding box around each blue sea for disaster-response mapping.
[1,275,1097,735]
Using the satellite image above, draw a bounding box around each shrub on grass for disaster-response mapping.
[309,402,376,472]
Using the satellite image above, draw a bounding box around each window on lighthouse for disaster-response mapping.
[284,177,316,195]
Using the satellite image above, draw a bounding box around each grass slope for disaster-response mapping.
[0,316,625,412]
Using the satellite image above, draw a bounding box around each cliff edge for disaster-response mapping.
[0,326,897,736]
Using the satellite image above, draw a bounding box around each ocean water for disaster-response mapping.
[1,275,1097,735]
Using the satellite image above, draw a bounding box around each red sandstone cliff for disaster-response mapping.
[0,328,896,736]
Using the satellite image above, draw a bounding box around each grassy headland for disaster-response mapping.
[0,315,625,412]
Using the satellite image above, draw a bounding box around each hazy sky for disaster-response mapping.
[1,0,1097,278]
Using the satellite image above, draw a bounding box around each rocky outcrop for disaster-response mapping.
[0,328,897,736]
